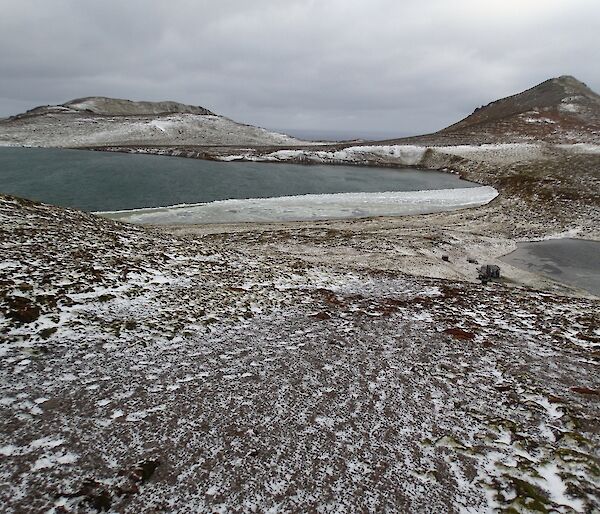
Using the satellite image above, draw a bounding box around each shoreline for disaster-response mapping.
[99,186,497,225]
[84,141,598,298]
[160,203,599,299]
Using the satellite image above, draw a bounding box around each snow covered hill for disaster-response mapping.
[0,96,310,147]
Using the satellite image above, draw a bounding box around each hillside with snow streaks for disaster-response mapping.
[213,142,600,168]
[1,194,599,512]
[0,97,311,147]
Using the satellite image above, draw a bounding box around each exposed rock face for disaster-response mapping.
[437,75,600,143]
[0,97,308,147]
[63,97,216,116]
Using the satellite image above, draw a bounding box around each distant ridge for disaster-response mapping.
[0,96,307,147]
[63,97,215,116]
[2,76,599,148]
[13,96,215,119]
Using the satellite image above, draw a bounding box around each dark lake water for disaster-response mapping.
[502,238,600,296]
[0,147,478,212]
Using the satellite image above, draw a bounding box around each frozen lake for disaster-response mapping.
[502,238,600,296]
[0,147,496,223]
[104,187,498,224]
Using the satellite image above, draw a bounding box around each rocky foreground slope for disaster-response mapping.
[1,194,599,513]
[0,96,309,147]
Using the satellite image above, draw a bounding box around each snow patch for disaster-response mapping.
[149,120,168,132]
[559,103,581,113]
[217,144,428,166]
[32,452,79,471]
[558,143,600,154]
[523,117,556,124]
[536,462,585,512]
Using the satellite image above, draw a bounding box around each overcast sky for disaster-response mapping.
[1,0,599,139]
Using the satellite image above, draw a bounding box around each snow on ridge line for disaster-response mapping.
[216,143,561,166]
[100,186,498,225]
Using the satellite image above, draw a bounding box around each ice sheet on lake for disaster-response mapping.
[99,186,498,225]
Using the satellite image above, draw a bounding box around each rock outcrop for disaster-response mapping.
[12,96,216,119]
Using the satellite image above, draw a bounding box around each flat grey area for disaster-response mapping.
[502,238,600,295]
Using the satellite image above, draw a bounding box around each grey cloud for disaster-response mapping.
[1,0,598,138]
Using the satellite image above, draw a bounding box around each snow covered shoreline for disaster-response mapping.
[86,141,600,178]
[212,142,600,166]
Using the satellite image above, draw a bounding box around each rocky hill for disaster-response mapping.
[0,96,309,147]
[3,77,598,150]
[190,76,598,177]
[405,75,600,145]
